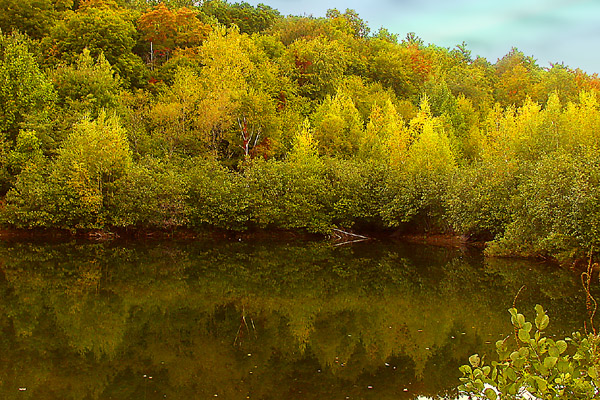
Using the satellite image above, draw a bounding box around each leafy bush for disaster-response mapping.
[487,151,600,262]
[459,305,600,399]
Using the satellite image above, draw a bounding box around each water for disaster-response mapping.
[0,237,590,399]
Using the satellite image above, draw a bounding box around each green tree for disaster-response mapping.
[325,8,370,38]
[201,0,280,34]
[52,48,121,118]
[3,112,132,229]
[42,0,147,87]
[0,32,56,144]
[287,36,349,100]
[0,0,73,39]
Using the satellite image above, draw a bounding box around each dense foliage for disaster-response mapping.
[1,0,600,261]
[459,305,600,399]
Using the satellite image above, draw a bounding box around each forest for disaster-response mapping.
[1,0,600,262]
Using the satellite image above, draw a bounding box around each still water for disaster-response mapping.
[0,237,590,399]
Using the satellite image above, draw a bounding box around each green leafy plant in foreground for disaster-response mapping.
[459,305,600,399]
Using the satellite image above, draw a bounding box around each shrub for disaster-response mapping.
[459,305,600,399]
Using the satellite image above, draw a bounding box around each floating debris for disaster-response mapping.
[18,388,27,391]
[367,386,373,389]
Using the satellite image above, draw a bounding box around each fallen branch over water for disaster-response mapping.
[331,228,369,245]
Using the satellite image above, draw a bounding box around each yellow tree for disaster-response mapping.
[195,26,285,160]
[149,66,203,157]
[360,99,407,163]
[311,90,363,157]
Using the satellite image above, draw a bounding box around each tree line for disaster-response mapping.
[1,0,600,262]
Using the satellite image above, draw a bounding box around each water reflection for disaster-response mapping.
[0,238,589,399]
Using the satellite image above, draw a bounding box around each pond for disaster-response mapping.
[0,237,590,399]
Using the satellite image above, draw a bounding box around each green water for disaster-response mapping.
[0,238,589,399]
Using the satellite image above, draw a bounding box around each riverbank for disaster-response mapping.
[0,226,532,260]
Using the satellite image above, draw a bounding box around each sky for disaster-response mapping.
[244,0,600,74]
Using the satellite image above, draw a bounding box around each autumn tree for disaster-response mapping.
[138,2,211,64]
[288,36,350,100]
[494,48,541,107]
[268,15,329,46]
[195,26,286,161]
[368,38,433,102]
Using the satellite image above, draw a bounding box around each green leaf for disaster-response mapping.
[534,376,548,392]
[588,366,598,379]
[469,354,481,368]
[484,387,497,400]
[514,357,526,369]
[510,351,520,361]
[522,321,533,333]
[535,304,544,316]
[556,360,572,374]
[516,313,525,327]
[459,365,472,375]
[544,356,558,368]
[556,340,567,354]
[505,366,517,381]
[518,328,530,343]
[538,315,549,330]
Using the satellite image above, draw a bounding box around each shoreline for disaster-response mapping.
[0,226,580,268]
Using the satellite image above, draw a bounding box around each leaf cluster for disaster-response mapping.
[459,305,600,399]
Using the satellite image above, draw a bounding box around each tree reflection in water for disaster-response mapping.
[0,238,587,399]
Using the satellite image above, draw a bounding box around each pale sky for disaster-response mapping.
[246,0,600,74]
